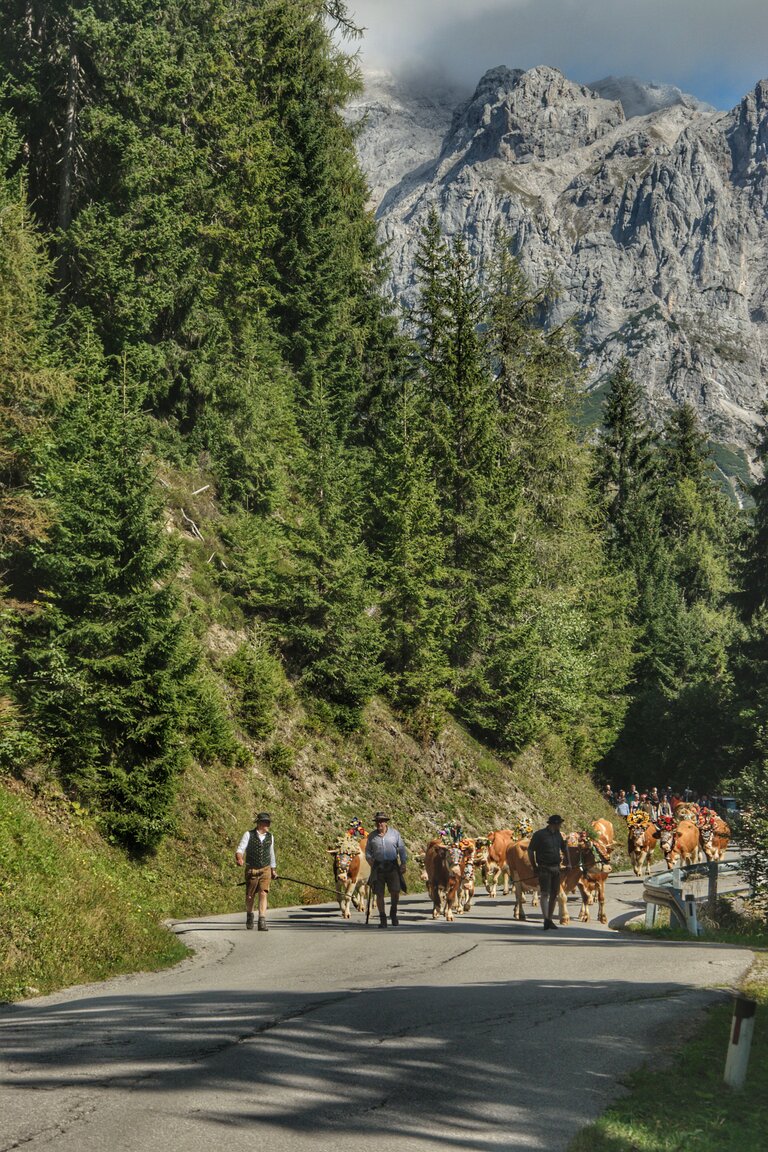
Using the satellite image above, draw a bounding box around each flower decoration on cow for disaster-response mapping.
[627,811,650,829]
[346,818,367,839]
[696,808,718,831]
[657,814,676,832]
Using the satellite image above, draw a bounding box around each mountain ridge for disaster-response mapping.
[352,66,768,471]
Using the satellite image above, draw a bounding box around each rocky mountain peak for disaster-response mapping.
[354,67,768,478]
[444,65,624,164]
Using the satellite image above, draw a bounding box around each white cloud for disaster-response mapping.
[348,0,768,108]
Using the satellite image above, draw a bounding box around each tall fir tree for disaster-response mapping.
[15,374,198,849]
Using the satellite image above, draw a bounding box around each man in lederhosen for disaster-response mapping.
[236,812,277,931]
[365,811,407,928]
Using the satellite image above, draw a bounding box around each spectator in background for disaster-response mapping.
[615,790,630,818]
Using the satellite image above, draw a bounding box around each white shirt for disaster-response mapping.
[237,830,276,868]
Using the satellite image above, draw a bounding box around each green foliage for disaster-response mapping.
[595,366,742,787]
[14,379,198,851]
[223,633,288,740]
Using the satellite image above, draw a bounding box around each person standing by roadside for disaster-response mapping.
[236,812,277,931]
[527,815,568,930]
[615,791,630,818]
[365,811,407,928]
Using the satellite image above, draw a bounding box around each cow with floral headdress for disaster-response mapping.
[696,808,730,862]
[328,829,370,918]
[626,810,659,876]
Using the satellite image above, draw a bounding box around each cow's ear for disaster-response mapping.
[327,849,339,854]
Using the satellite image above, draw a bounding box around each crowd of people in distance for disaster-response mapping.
[601,784,719,822]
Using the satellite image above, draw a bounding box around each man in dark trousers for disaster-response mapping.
[527,815,568,930]
[365,811,407,928]
[236,812,277,931]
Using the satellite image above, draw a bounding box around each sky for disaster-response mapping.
[348,0,768,110]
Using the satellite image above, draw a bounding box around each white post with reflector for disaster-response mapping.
[724,995,756,1090]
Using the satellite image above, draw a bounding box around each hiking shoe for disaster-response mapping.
[246,913,254,930]
[390,913,399,926]
[257,917,268,932]
[379,915,388,928]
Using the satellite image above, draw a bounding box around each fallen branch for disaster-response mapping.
[180,508,204,542]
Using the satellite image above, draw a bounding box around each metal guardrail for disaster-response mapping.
[642,859,749,935]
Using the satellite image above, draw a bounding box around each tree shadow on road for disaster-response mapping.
[0,964,738,1151]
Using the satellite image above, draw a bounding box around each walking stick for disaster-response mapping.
[365,870,375,924]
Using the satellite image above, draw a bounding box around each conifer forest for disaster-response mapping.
[1,0,768,906]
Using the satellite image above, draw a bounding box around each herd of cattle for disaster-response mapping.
[327,801,732,926]
[626,802,731,876]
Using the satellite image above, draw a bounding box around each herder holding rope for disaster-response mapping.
[236,812,277,931]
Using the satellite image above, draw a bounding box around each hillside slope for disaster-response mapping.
[2,684,614,1002]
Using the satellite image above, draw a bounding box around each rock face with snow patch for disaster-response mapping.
[351,66,768,467]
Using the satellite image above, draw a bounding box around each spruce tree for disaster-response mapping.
[16,376,198,850]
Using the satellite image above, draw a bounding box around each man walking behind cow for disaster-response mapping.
[236,812,277,931]
[365,811,407,928]
[527,815,568,930]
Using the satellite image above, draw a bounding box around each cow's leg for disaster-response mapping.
[486,863,500,899]
[513,880,525,921]
[445,878,459,922]
[530,890,538,908]
[597,880,607,924]
[501,864,510,896]
[557,887,570,925]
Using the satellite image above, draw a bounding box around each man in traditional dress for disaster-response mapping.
[236,812,277,931]
[365,811,407,928]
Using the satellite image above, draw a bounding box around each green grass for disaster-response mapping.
[570,918,768,1152]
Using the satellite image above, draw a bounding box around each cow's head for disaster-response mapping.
[473,837,490,865]
[628,823,649,852]
[328,844,359,882]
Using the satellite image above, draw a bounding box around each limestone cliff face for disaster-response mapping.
[352,66,768,465]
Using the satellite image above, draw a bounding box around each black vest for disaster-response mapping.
[245,830,273,869]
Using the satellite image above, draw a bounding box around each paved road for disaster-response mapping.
[1,869,751,1152]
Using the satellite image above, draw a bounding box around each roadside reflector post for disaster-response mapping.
[644,901,658,928]
[683,894,702,936]
[724,995,757,1090]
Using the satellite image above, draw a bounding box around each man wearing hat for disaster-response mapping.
[236,812,277,931]
[527,815,568,930]
[365,812,407,928]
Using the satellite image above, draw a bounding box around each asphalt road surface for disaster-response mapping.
[1,868,752,1152]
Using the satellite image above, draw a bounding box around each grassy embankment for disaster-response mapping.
[570,910,768,1152]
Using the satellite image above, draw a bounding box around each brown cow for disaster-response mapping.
[590,818,615,860]
[482,829,516,897]
[698,813,731,862]
[584,819,614,903]
[328,836,370,918]
[424,839,464,921]
[507,835,611,925]
[506,839,581,925]
[627,821,659,876]
[455,840,479,914]
[571,834,612,923]
[659,818,701,869]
